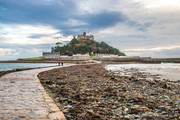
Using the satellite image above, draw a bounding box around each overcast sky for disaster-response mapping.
[0,0,180,60]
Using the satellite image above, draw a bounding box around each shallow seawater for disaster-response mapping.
[105,63,180,81]
[0,63,60,71]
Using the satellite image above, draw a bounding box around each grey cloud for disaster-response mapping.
[0,0,180,59]
[155,48,180,58]
[28,34,50,39]
[0,43,54,60]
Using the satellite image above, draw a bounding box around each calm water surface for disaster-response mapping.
[0,63,59,71]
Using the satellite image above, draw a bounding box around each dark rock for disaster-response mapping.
[158,106,165,111]
[151,93,158,96]
[163,83,171,89]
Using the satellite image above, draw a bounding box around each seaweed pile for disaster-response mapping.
[38,64,180,120]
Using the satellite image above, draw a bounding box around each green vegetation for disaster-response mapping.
[23,57,42,60]
[52,37,125,56]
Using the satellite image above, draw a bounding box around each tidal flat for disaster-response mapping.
[38,64,180,120]
[106,63,180,81]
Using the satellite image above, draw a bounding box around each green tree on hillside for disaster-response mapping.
[56,42,62,46]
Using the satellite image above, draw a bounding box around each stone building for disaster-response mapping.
[77,32,94,40]
[42,52,91,61]
[42,52,60,59]
[72,54,91,60]
[94,54,119,58]
[59,54,91,61]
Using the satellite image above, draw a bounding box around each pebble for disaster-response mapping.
[39,64,180,120]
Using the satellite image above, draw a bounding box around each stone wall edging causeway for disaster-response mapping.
[37,81,66,120]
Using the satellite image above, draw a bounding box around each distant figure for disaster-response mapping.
[58,62,60,66]
[62,62,64,66]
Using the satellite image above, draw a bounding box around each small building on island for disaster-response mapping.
[42,52,91,61]
[42,52,60,60]
[71,53,91,60]
[77,32,94,40]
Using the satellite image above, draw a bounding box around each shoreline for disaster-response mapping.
[0,60,77,63]
[1,59,179,64]
[105,63,180,82]
[38,63,180,119]
[0,65,62,78]
[0,60,98,78]
[0,61,132,77]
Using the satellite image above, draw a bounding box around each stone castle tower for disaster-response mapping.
[77,32,94,40]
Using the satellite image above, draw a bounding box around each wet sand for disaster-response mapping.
[106,63,180,81]
[144,69,180,81]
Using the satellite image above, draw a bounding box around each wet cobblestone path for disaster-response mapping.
[0,66,68,120]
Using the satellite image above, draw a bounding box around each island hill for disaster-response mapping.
[43,32,127,61]
[52,32,125,56]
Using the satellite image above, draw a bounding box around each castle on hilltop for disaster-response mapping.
[77,32,94,40]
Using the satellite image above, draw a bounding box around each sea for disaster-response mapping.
[105,63,180,81]
[0,63,59,71]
